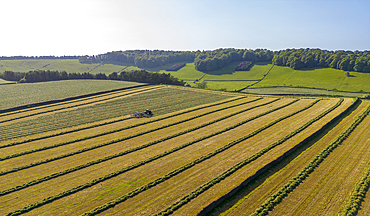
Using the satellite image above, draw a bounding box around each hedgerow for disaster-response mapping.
[251,99,370,216]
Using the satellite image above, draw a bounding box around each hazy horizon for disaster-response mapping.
[1,0,369,56]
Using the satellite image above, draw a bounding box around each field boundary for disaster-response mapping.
[0,83,152,114]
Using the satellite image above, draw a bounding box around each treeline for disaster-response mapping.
[272,48,370,72]
[0,70,184,85]
[79,50,197,68]
[194,48,274,71]
[0,56,79,60]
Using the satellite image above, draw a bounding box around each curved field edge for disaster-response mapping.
[250,100,370,216]
[0,80,145,111]
[0,85,161,124]
[0,86,234,141]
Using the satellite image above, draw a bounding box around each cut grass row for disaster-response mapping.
[80,99,341,215]
[0,98,279,196]
[0,97,268,187]
[0,97,261,163]
[174,98,356,215]
[0,87,233,141]
[149,99,344,216]
[3,98,303,215]
[251,100,370,216]
[218,98,362,216]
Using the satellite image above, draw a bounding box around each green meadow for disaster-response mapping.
[0,59,127,74]
[253,66,370,92]
[1,59,369,94]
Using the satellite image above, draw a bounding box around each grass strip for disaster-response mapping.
[338,163,370,216]
[0,95,245,150]
[0,98,292,196]
[80,98,327,216]
[0,86,161,124]
[6,98,301,216]
[250,100,370,216]
[0,96,257,171]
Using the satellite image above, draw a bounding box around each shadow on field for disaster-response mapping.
[209,99,362,215]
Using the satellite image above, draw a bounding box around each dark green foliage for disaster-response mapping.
[272,49,370,72]
[79,50,197,68]
[1,70,184,85]
[194,48,273,71]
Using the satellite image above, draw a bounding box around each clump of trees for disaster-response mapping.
[0,70,184,86]
[194,48,273,71]
[272,48,370,72]
[79,50,197,68]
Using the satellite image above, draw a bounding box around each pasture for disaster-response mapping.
[1,83,370,216]
[2,59,370,94]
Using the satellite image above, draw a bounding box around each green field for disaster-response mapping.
[0,78,15,84]
[2,59,370,94]
[0,59,128,74]
[253,66,370,93]
[243,87,370,98]
[0,79,143,110]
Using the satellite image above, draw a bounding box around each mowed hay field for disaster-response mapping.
[1,84,370,216]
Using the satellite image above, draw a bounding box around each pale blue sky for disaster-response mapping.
[1,0,369,56]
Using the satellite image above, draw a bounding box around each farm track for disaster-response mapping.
[1,97,305,215]
[266,101,370,216]
[80,99,342,216]
[0,85,162,124]
[0,87,233,141]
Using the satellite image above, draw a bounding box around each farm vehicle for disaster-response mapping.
[131,109,153,118]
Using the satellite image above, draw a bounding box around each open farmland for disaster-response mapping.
[1,84,370,216]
